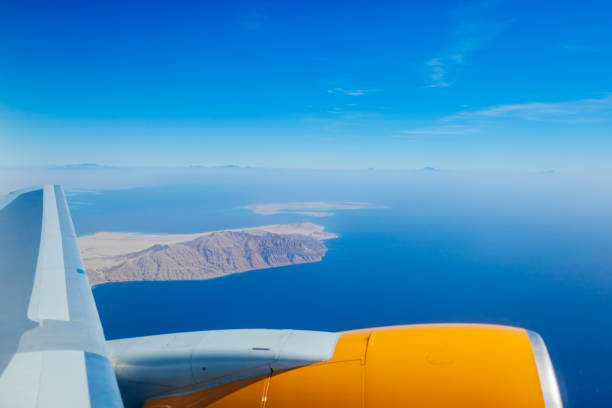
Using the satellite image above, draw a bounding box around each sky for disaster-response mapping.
[1,0,611,172]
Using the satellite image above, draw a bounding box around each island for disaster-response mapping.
[79,223,338,286]
[245,201,386,217]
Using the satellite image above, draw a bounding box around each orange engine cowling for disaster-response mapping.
[144,324,562,408]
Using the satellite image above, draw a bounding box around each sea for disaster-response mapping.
[68,172,612,407]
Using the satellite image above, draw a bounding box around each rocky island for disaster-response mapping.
[79,223,337,286]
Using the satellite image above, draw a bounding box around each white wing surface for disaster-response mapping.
[0,185,123,407]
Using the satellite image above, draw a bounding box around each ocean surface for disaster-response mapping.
[70,178,612,407]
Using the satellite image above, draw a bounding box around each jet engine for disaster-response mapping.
[109,324,562,408]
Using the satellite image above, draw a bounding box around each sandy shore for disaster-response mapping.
[245,201,386,216]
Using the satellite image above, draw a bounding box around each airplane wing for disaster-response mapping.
[0,185,563,408]
[0,185,123,407]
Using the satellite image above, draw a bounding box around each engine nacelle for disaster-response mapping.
[142,324,562,408]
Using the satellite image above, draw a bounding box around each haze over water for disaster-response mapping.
[65,170,612,408]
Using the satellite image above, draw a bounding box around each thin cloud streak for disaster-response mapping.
[398,125,476,136]
[447,94,612,122]
[394,95,612,142]
[327,87,375,96]
[426,58,450,88]
[426,0,510,88]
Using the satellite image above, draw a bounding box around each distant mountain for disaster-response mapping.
[188,164,248,169]
[85,230,328,286]
[46,163,118,170]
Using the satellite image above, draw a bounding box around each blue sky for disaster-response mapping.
[1,0,611,171]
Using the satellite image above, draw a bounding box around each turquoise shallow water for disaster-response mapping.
[70,183,612,407]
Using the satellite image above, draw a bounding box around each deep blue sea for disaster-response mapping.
[69,176,612,407]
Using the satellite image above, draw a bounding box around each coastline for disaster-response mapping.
[79,222,337,286]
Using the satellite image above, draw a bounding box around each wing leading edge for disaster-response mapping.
[0,185,123,408]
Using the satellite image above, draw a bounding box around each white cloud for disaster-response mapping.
[327,107,344,114]
[425,58,450,88]
[393,95,612,141]
[327,87,374,96]
[426,1,510,88]
[448,95,612,122]
[393,125,476,138]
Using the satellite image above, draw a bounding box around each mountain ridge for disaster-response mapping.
[81,223,335,286]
